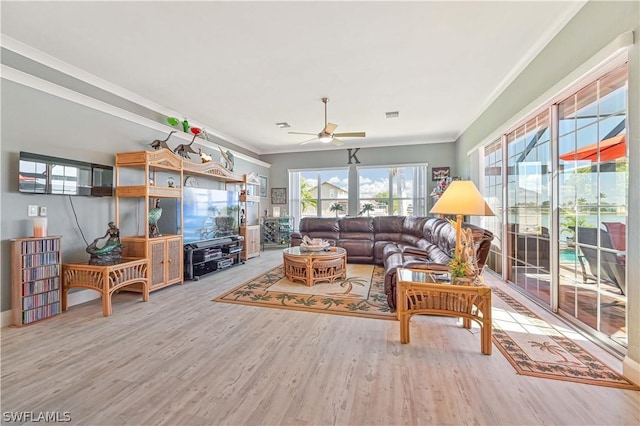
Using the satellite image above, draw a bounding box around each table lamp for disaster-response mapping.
[429,180,494,255]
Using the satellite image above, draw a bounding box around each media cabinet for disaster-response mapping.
[183,236,245,281]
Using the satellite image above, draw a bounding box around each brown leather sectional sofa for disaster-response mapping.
[291,216,494,309]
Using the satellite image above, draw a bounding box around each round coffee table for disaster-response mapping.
[282,246,347,286]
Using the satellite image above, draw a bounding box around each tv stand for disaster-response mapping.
[183,236,245,281]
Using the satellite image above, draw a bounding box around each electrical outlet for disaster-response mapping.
[28,205,38,217]
[39,206,48,216]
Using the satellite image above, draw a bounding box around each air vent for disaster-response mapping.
[385,111,399,119]
[275,122,291,128]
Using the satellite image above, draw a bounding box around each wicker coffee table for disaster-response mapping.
[283,247,347,286]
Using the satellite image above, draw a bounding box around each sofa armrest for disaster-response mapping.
[290,232,303,247]
[402,247,429,257]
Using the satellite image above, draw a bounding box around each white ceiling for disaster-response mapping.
[1,1,584,155]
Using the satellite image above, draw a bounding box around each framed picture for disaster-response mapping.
[258,175,268,198]
[432,166,450,181]
[271,187,287,204]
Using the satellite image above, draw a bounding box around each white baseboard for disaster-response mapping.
[623,356,640,386]
[1,289,101,328]
[1,310,12,328]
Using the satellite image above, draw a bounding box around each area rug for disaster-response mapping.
[214,264,395,320]
[491,287,639,390]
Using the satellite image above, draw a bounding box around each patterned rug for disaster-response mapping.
[491,287,639,390]
[214,264,395,320]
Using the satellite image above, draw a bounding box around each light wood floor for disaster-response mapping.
[2,249,639,425]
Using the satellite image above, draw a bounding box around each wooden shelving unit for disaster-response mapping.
[115,149,184,291]
[11,236,62,326]
[115,149,262,287]
[239,173,261,261]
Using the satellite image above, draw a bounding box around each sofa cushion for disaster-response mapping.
[339,217,374,242]
[297,217,340,244]
[339,217,374,233]
[373,216,404,236]
[403,216,428,238]
[299,217,339,233]
[338,239,374,263]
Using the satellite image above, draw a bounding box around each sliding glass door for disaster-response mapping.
[557,65,628,346]
[505,110,552,304]
[483,63,628,349]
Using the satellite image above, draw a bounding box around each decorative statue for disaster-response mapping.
[174,134,198,159]
[218,146,235,171]
[150,130,176,150]
[198,148,213,163]
[148,198,163,237]
[86,222,123,265]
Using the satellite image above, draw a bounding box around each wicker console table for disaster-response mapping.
[62,258,149,317]
[396,268,492,355]
[283,247,347,286]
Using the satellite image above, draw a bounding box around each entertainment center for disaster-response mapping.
[114,148,260,286]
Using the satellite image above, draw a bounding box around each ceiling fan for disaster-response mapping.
[289,97,366,146]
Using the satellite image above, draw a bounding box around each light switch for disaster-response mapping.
[28,205,38,217]
[39,206,48,216]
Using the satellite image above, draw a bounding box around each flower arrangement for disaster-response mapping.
[447,219,481,284]
[430,177,452,201]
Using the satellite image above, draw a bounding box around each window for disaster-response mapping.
[482,138,503,274]
[557,64,627,346]
[289,168,349,220]
[357,165,427,216]
[505,109,552,303]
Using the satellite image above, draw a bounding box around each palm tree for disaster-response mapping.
[560,214,587,241]
[329,202,344,217]
[300,177,317,213]
[360,203,374,216]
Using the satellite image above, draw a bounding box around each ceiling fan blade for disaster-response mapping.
[323,123,338,134]
[300,138,318,145]
[289,131,318,136]
[332,138,345,147]
[333,132,366,138]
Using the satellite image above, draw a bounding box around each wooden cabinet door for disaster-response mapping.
[166,236,183,284]
[148,239,166,287]
[240,226,260,260]
[247,226,261,259]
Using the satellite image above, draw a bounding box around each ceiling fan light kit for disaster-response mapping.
[289,98,366,146]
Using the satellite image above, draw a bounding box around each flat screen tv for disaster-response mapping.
[182,187,240,244]
[18,151,113,196]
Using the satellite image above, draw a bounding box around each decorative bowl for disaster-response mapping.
[299,243,330,252]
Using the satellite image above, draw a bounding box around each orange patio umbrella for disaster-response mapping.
[559,134,626,162]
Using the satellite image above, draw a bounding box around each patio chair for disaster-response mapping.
[576,227,626,295]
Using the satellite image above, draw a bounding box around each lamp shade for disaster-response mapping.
[430,180,494,216]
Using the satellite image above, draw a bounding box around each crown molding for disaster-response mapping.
[1,34,270,164]
[1,63,270,168]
